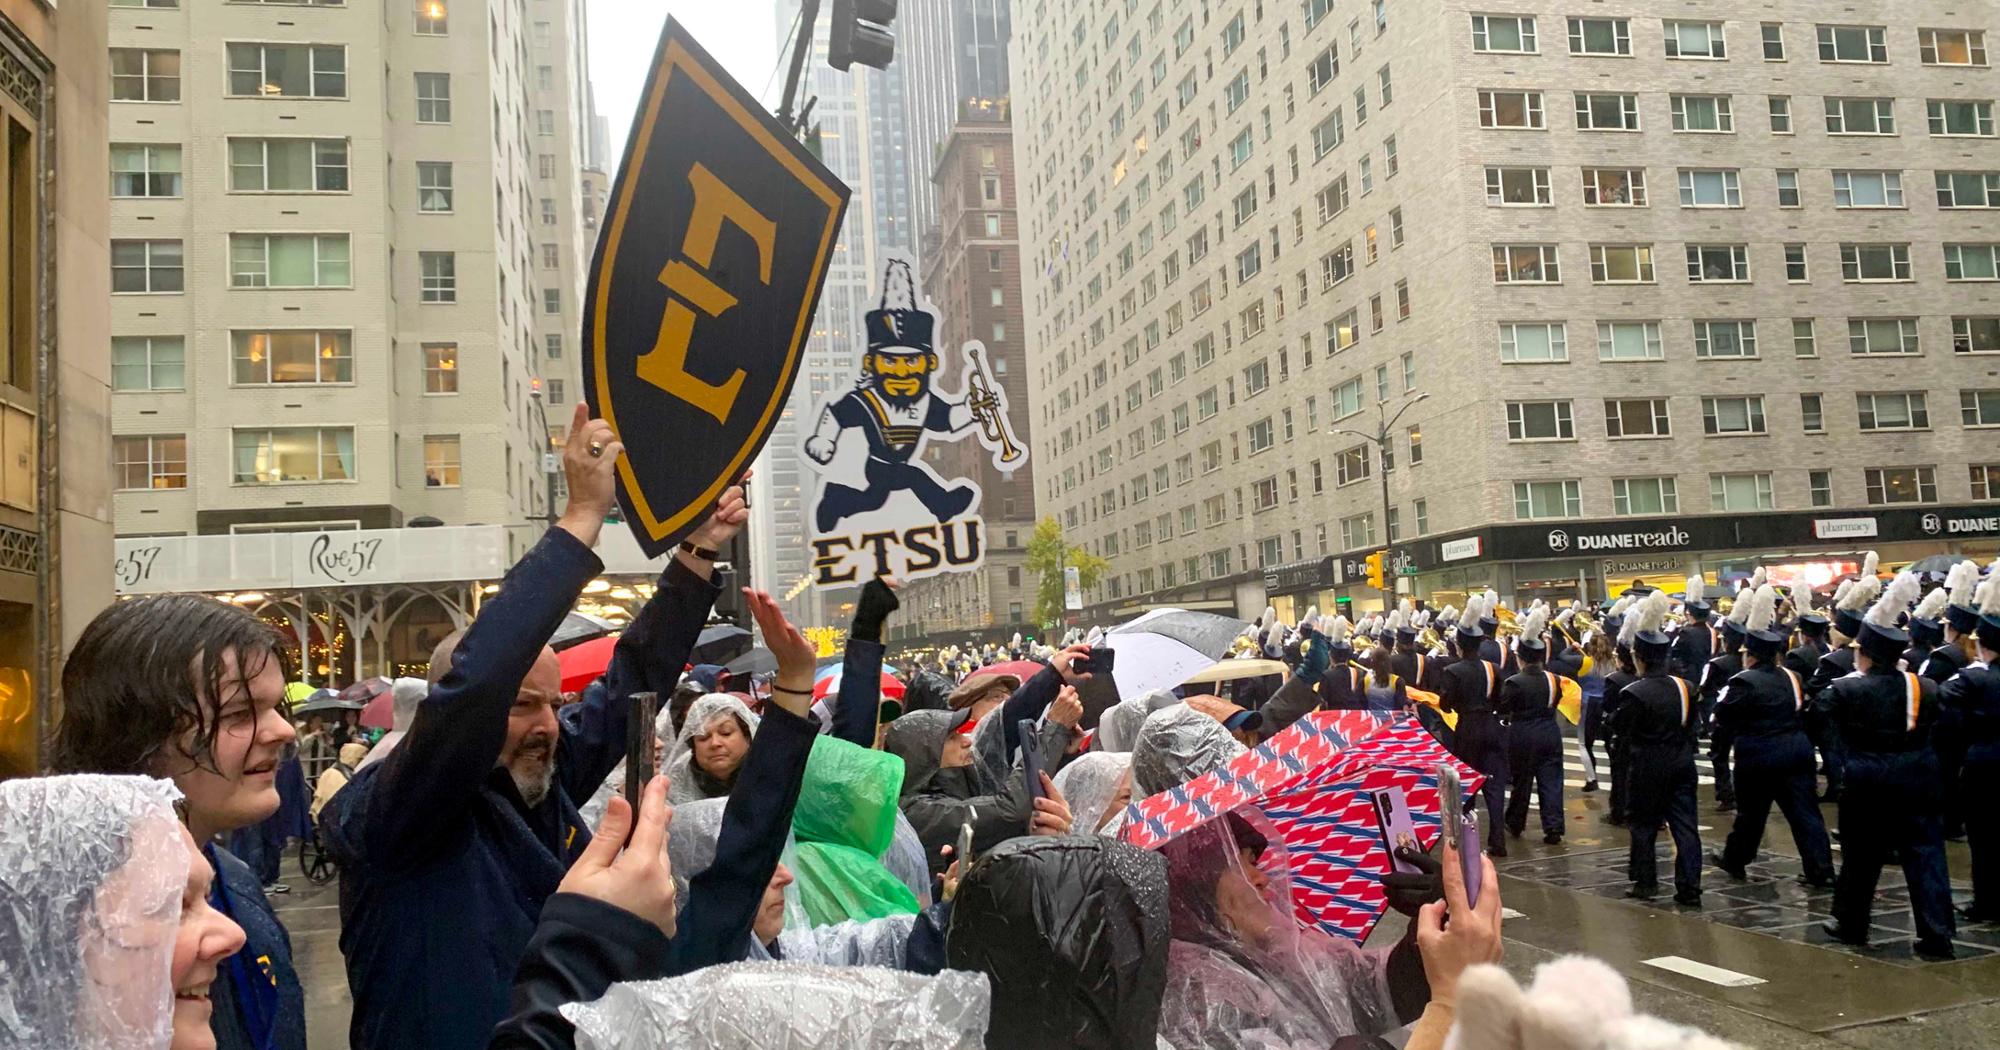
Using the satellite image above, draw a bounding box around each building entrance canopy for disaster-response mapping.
[114,523,671,596]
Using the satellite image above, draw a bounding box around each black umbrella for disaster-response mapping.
[693,623,752,665]
[551,611,617,650]
[723,647,778,675]
[1905,554,1962,576]
[295,695,365,718]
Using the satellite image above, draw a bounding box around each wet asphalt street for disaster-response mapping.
[274,748,2000,1047]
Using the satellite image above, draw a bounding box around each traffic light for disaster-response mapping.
[1364,551,1386,590]
[829,0,898,71]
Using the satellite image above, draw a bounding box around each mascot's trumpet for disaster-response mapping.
[966,346,1023,464]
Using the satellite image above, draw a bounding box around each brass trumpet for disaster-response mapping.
[967,346,1023,464]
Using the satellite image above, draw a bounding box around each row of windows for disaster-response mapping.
[109,239,568,310]
[115,145,570,231]
[1496,317,2000,361]
[1490,242,2000,286]
[111,49,567,135]
[112,429,468,490]
[1483,166,2000,210]
[1476,88,1995,137]
[1510,465,1996,521]
[107,334,569,398]
[1466,16,1985,68]
[1499,390,2000,442]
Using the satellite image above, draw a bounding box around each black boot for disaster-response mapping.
[1819,921,1867,946]
[1543,831,1563,845]
[1581,780,1600,793]
[1625,882,1659,900]
[1707,851,1747,880]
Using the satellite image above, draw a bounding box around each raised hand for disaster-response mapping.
[744,588,815,715]
[1049,643,1096,686]
[686,471,752,552]
[1047,686,1084,730]
[559,402,623,547]
[1029,772,1073,836]
[1415,838,1504,1004]
[556,774,678,936]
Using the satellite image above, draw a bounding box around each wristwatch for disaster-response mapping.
[678,540,719,560]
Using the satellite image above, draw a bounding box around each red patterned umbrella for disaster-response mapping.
[1121,710,1482,943]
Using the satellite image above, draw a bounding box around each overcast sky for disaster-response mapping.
[586,1,783,164]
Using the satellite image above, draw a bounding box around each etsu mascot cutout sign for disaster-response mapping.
[803,257,1027,586]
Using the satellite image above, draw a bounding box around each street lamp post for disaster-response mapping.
[1331,391,1428,611]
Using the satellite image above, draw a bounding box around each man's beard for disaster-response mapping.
[508,746,557,807]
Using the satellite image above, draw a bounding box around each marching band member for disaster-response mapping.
[1819,573,1955,960]
[1709,585,1836,888]
[1943,567,2000,923]
[1441,595,1509,857]
[1699,584,1754,813]
[1500,607,1568,846]
[1612,592,1703,906]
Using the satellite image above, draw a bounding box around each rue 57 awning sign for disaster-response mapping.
[584,19,850,557]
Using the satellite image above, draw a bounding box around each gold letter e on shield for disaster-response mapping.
[637,163,775,424]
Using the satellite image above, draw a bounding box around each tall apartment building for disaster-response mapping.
[891,117,1037,644]
[108,0,592,548]
[752,1,910,626]
[889,0,1039,645]
[0,0,111,776]
[1014,3,2000,624]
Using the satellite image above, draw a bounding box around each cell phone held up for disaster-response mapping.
[1072,645,1116,676]
[1435,763,1483,909]
[1018,718,1048,832]
[1372,788,1422,875]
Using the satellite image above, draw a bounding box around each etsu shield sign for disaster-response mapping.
[584,20,849,557]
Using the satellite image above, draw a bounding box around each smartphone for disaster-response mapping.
[1436,763,1483,909]
[1372,787,1421,875]
[625,692,659,812]
[1019,717,1048,827]
[956,821,975,872]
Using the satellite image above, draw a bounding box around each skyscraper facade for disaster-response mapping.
[108,0,595,543]
[1013,3,2000,624]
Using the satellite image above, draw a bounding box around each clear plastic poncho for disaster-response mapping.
[1053,751,1133,836]
[1158,811,1395,1050]
[666,694,761,805]
[1096,689,1183,753]
[560,962,990,1050]
[1131,703,1249,797]
[0,774,191,1050]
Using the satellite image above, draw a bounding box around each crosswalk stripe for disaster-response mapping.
[1641,956,1767,988]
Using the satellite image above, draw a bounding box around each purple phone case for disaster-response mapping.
[1437,763,1483,909]
[1372,788,1422,874]
[1459,806,1483,909]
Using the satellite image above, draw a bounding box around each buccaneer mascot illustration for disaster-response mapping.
[804,258,1011,532]
[800,255,1025,586]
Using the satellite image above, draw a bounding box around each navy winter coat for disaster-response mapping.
[323,528,718,1050]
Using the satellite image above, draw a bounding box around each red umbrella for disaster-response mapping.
[974,659,1046,682]
[811,669,907,702]
[557,635,619,693]
[360,691,395,730]
[1122,710,1482,944]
